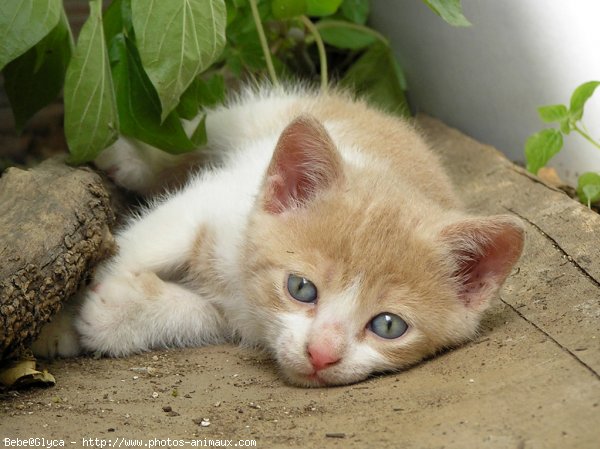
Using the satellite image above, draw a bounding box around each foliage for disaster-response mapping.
[0,0,470,164]
[525,81,600,207]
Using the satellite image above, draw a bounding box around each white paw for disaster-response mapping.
[31,307,81,359]
[95,140,155,193]
[75,272,164,357]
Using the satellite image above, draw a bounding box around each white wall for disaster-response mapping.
[370,0,600,184]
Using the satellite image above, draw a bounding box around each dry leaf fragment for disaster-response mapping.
[0,359,56,388]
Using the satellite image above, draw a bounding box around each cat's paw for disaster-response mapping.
[95,140,156,193]
[31,308,81,359]
[75,272,165,356]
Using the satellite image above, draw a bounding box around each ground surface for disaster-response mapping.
[1,116,599,449]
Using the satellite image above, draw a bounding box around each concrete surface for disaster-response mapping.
[1,116,598,449]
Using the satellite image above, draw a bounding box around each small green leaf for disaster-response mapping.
[560,120,572,134]
[524,128,563,175]
[306,0,343,17]
[176,73,225,119]
[132,0,227,121]
[64,0,119,164]
[422,0,471,27]
[537,104,568,123]
[190,114,208,147]
[198,74,226,107]
[3,8,72,132]
[110,35,198,154]
[340,0,370,24]
[569,80,600,121]
[577,172,600,206]
[317,20,377,50]
[271,0,306,19]
[341,42,410,117]
[0,0,62,70]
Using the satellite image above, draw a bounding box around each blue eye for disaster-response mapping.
[287,274,318,303]
[369,313,408,339]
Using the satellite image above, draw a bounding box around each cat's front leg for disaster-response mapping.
[75,268,227,356]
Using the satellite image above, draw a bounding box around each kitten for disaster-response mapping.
[33,86,524,387]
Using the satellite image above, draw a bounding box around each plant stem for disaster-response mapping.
[314,20,390,46]
[249,0,279,86]
[574,123,600,150]
[301,16,328,92]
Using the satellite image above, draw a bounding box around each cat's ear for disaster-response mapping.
[262,115,343,213]
[441,215,524,310]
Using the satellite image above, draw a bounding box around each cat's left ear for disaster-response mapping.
[262,115,343,213]
[441,215,524,310]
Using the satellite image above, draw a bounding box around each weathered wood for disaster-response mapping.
[419,114,600,375]
[0,158,118,360]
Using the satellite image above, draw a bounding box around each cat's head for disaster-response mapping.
[242,116,524,387]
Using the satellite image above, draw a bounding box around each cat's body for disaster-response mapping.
[33,86,524,387]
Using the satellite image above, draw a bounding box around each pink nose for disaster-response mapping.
[307,344,341,371]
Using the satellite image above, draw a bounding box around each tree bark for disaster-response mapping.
[0,158,121,360]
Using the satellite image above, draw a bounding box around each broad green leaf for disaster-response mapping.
[132,0,227,121]
[64,0,119,164]
[422,0,471,27]
[569,80,600,121]
[110,35,198,154]
[577,172,600,206]
[3,8,72,132]
[306,0,343,17]
[340,0,369,24]
[341,42,410,117]
[524,128,563,174]
[317,20,376,50]
[0,0,61,70]
[271,0,306,19]
[537,104,568,123]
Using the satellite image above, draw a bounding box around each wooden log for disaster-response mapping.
[0,158,119,360]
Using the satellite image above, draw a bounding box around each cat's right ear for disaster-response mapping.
[261,115,343,214]
[441,215,525,310]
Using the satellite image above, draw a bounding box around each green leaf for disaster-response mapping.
[560,119,572,135]
[64,0,119,164]
[340,0,370,24]
[176,73,225,119]
[569,80,600,122]
[341,42,410,117]
[577,172,600,206]
[537,104,568,123]
[524,129,563,175]
[132,0,227,121]
[0,0,62,70]
[103,0,132,46]
[422,0,471,27]
[190,114,208,147]
[306,0,343,17]
[110,34,198,154]
[3,8,72,132]
[317,20,377,50]
[271,0,306,19]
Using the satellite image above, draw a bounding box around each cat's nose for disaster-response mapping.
[307,344,341,371]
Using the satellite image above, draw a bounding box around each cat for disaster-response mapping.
[32,86,524,387]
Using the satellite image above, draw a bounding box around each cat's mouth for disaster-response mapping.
[307,372,326,385]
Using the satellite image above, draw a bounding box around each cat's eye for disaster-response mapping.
[287,274,318,303]
[368,313,408,339]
